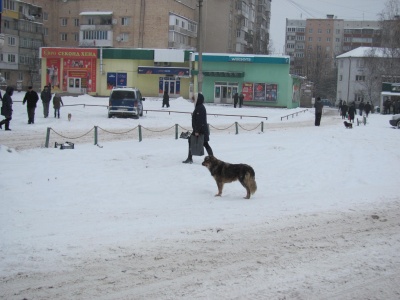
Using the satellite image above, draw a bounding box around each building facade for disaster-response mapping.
[285,15,381,76]
[40,48,300,108]
[0,0,272,91]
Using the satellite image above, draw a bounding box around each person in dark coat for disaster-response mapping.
[40,85,52,118]
[162,90,170,108]
[348,102,356,123]
[182,93,214,164]
[22,86,39,124]
[384,98,391,114]
[233,92,239,108]
[238,92,244,108]
[358,100,364,116]
[53,93,64,118]
[338,99,343,114]
[314,97,323,126]
[0,86,14,131]
[340,101,348,119]
[364,101,372,117]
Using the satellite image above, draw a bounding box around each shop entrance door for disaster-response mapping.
[159,77,180,97]
[214,82,238,104]
[68,77,81,93]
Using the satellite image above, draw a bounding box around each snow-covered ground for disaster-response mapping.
[1,91,400,299]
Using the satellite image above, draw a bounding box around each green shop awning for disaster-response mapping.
[191,70,245,77]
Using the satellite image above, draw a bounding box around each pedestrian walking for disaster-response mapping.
[22,86,39,124]
[182,93,213,164]
[40,85,52,118]
[341,101,348,119]
[314,97,324,126]
[238,92,244,108]
[348,102,356,123]
[364,102,372,117]
[53,93,64,118]
[162,90,170,108]
[233,92,239,108]
[0,86,14,131]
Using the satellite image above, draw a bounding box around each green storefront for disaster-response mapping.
[40,48,299,108]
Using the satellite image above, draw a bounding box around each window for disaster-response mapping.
[18,72,23,81]
[61,33,68,41]
[8,36,16,46]
[43,12,48,21]
[8,54,16,63]
[44,27,49,36]
[335,38,340,43]
[355,94,364,102]
[296,35,305,41]
[4,0,16,11]
[4,20,10,29]
[121,17,130,26]
[181,21,185,28]
[287,27,296,32]
[60,18,68,26]
[308,37,313,42]
[317,37,321,42]
[318,28,322,34]
[326,37,331,42]
[175,19,179,26]
[88,18,94,25]
[327,29,331,34]
[120,33,129,42]
[356,75,365,81]
[357,59,365,68]
[4,72,11,80]
[74,18,80,26]
[82,30,108,40]
[74,33,79,41]
[336,29,340,34]
[308,28,313,33]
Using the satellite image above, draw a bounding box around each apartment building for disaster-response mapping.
[0,0,272,90]
[285,15,381,76]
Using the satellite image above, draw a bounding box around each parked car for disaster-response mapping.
[320,99,333,107]
[108,87,145,119]
[389,114,400,128]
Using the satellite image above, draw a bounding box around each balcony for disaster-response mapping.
[80,24,113,31]
[169,25,197,38]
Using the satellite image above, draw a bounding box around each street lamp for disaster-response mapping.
[197,0,203,93]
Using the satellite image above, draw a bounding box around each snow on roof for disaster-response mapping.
[336,47,388,59]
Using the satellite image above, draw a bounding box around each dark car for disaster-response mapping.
[108,87,145,119]
[389,114,400,128]
[320,99,333,107]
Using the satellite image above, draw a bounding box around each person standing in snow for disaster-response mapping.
[162,90,170,108]
[22,86,39,124]
[314,97,323,126]
[341,101,348,119]
[182,93,213,164]
[53,93,64,118]
[348,102,356,123]
[233,92,239,108]
[0,86,14,131]
[364,102,372,117]
[40,85,52,118]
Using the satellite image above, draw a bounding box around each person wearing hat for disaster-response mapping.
[40,84,52,118]
[22,86,39,124]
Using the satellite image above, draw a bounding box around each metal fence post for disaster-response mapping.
[261,121,264,132]
[235,122,238,134]
[175,124,178,139]
[45,127,51,148]
[94,126,98,145]
[138,125,142,142]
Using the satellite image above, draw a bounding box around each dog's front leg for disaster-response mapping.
[215,182,223,197]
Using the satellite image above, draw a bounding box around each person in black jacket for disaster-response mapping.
[0,86,14,131]
[348,102,356,123]
[40,85,52,118]
[340,101,348,119]
[314,97,323,126]
[22,86,39,124]
[183,93,214,164]
[233,92,239,108]
[162,90,170,108]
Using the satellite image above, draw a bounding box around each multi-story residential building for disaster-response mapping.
[0,0,271,90]
[285,15,381,76]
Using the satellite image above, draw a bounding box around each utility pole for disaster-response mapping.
[197,0,203,93]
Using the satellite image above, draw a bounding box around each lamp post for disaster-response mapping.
[197,0,203,93]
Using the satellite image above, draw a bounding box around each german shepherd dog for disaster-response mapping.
[202,156,257,199]
[344,121,352,128]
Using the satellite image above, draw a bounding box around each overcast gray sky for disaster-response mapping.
[270,0,387,54]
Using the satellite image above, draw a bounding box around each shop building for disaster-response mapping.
[40,47,300,108]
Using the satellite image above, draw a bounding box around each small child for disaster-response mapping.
[53,93,64,118]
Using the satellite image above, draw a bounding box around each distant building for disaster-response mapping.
[285,15,381,76]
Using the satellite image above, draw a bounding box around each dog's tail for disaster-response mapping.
[244,172,257,195]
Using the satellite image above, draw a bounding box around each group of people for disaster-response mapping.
[233,92,244,108]
[1,84,64,131]
[338,100,372,122]
[383,98,400,115]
